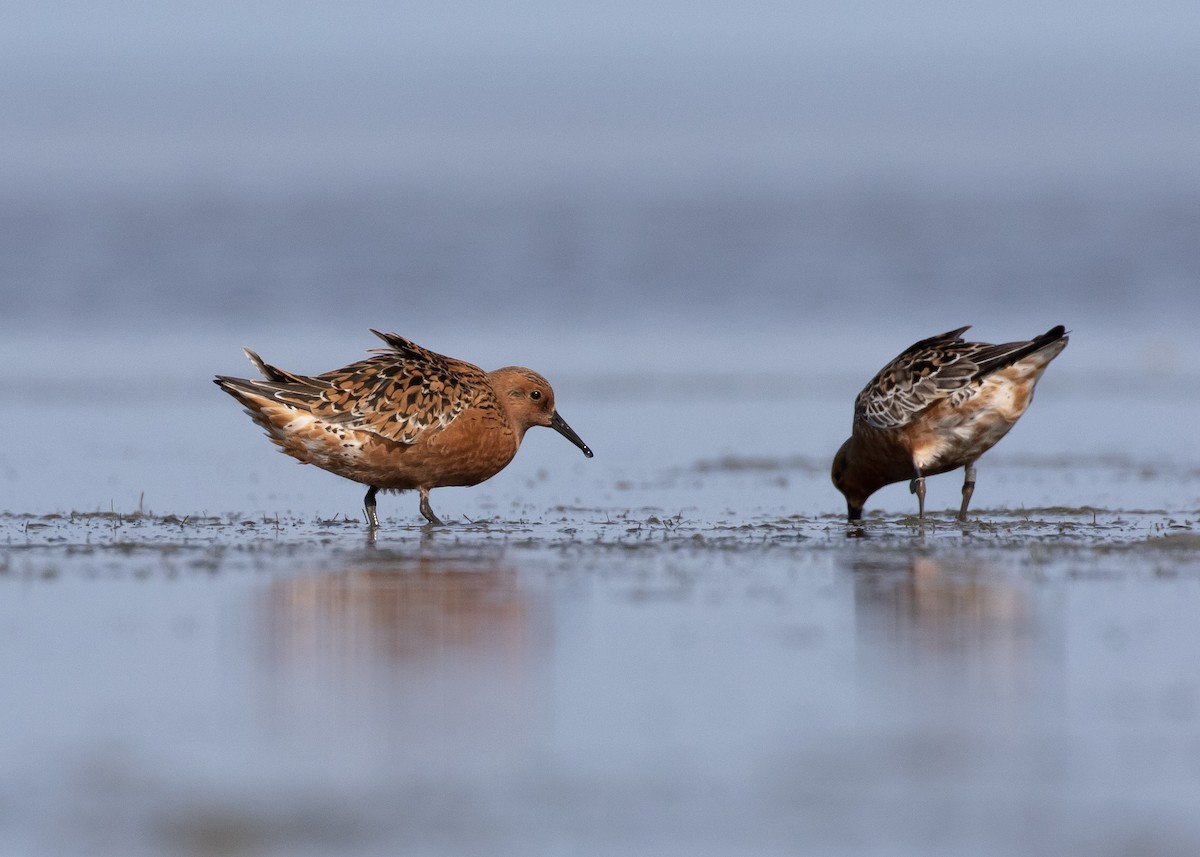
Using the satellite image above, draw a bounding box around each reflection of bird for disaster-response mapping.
[268,560,528,664]
[215,330,592,527]
[831,325,1068,521]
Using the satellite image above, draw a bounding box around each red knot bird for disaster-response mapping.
[831,325,1068,521]
[215,330,593,528]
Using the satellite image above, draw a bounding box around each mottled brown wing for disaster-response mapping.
[855,326,1067,430]
[308,331,490,444]
[855,326,982,429]
[255,332,489,445]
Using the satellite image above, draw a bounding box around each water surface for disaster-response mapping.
[4,503,1200,856]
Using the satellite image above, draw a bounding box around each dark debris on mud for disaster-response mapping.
[2,505,1199,582]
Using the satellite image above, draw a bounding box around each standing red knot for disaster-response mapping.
[831,325,1068,522]
[215,329,593,528]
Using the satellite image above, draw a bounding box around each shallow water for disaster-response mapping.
[6,214,1200,855]
[4,112,1200,857]
[6,1,1200,849]
[4,495,1200,856]
[5,210,1200,855]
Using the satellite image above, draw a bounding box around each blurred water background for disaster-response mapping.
[2,0,1199,503]
[4,2,1200,854]
[4,0,1200,515]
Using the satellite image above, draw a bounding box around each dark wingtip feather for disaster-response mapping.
[243,347,269,377]
[1026,324,1070,354]
[213,375,257,405]
[243,347,290,382]
[970,324,1069,378]
[369,329,411,350]
[900,325,972,357]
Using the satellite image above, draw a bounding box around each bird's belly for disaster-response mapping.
[267,410,520,491]
[908,373,1033,471]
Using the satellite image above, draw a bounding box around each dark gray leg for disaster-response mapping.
[418,487,445,526]
[364,486,380,529]
[958,462,977,522]
[909,469,926,519]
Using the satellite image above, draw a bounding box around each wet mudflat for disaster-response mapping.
[4,480,1200,857]
[4,179,1200,854]
[7,5,1200,848]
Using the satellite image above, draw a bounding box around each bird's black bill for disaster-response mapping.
[550,412,594,458]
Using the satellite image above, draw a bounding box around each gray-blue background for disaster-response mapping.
[5,6,1200,857]
[4,0,1198,340]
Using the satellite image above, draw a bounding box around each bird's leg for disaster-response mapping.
[909,468,926,519]
[364,486,381,529]
[958,462,977,522]
[419,487,445,527]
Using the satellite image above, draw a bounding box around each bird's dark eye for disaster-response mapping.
[530,390,542,401]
